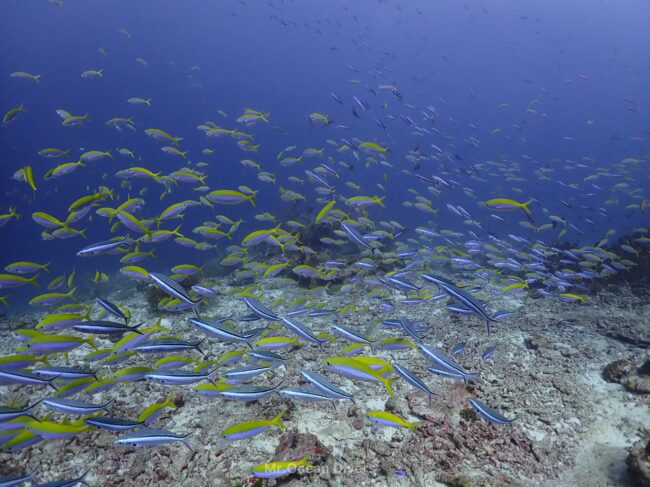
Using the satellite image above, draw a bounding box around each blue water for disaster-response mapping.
[0,0,648,302]
[1,3,650,485]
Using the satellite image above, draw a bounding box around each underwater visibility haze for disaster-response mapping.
[0,1,649,486]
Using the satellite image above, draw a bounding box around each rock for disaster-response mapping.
[379,457,395,475]
[603,357,650,393]
[597,319,650,347]
[406,392,447,422]
[269,429,332,480]
[172,393,185,408]
[524,334,549,350]
[602,359,634,383]
[384,396,397,411]
[626,439,650,487]
[364,439,390,457]
[171,448,194,472]
[352,417,364,430]
[622,374,650,394]
[639,360,650,376]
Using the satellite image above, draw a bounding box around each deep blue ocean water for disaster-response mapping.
[1,3,650,485]
[0,0,648,307]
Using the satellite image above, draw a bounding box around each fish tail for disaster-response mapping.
[195,337,206,355]
[181,433,194,452]
[465,372,482,385]
[271,409,286,428]
[43,262,51,273]
[301,453,314,468]
[382,377,396,398]
[34,75,41,83]
[164,392,177,410]
[30,274,40,287]
[521,199,533,214]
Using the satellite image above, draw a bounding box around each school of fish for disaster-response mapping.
[1,1,649,485]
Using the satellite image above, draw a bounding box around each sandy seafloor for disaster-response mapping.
[0,275,648,487]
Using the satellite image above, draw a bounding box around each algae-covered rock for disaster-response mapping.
[627,439,650,487]
[602,359,634,383]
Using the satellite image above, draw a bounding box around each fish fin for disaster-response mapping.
[103,398,116,408]
[77,468,91,486]
[382,377,397,398]
[195,338,206,355]
[161,393,177,411]
[48,378,59,392]
[299,452,313,468]
[271,409,286,428]
[30,273,41,287]
[181,432,193,451]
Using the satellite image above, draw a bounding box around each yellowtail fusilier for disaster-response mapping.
[24,334,96,355]
[0,273,39,289]
[26,418,90,439]
[325,356,395,397]
[222,409,286,440]
[250,453,313,479]
[366,410,419,430]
